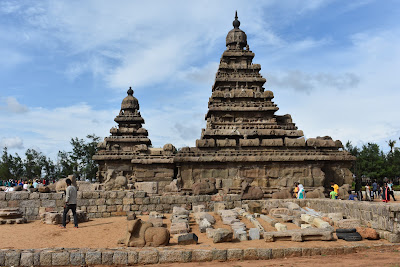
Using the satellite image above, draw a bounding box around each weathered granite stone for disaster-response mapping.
[40,251,52,266]
[234,229,247,241]
[178,233,199,245]
[52,252,70,266]
[260,214,278,227]
[284,247,302,258]
[192,249,213,262]
[127,251,138,265]
[20,252,34,267]
[212,249,227,261]
[101,251,114,265]
[5,251,20,267]
[138,250,158,264]
[227,248,243,261]
[70,252,85,266]
[113,251,128,265]
[213,228,233,243]
[249,228,260,240]
[159,250,187,263]
[271,248,284,259]
[275,223,287,231]
[86,251,102,265]
[335,219,362,229]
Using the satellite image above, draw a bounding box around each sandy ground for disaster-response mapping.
[0,212,391,250]
[150,245,400,267]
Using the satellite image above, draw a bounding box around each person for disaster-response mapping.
[297,184,305,199]
[331,182,339,199]
[355,178,362,201]
[33,180,38,188]
[372,180,378,199]
[293,182,299,198]
[381,182,390,203]
[23,181,29,190]
[348,190,357,200]
[365,182,371,201]
[388,180,396,201]
[330,188,338,200]
[61,178,78,228]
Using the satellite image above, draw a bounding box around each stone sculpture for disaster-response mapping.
[240,179,263,200]
[118,219,169,247]
[271,189,292,199]
[55,174,77,192]
[338,184,351,199]
[192,178,217,195]
[0,208,27,224]
[306,187,326,198]
[105,172,128,191]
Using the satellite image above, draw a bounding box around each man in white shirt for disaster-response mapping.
[60,178,78,228]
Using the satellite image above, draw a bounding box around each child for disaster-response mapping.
[330,188,338,200]
[348,190,357,200]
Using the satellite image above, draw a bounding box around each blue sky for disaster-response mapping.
[1,0,400,159]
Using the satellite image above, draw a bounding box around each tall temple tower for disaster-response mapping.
[94,13,355,196]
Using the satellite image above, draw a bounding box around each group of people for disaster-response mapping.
[364,180,396,202]
[292,182,306,199]
[0,178,56,192]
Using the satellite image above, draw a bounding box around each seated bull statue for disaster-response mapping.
[271,189,292,199]
[118,218,170,247]
[192,178,217,195]
[55,174,77,192]
[306,186,326,198]
[240,179,264,200]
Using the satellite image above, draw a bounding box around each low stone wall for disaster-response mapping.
[0,243,393,266]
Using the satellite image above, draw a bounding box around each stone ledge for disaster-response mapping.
[0,243,395,266]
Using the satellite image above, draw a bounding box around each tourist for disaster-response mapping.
[33,179,38,188]
[381,182,390,203]
[22,181,29,190]
[348,190,357,200]
[297,184,305,199]
[365,182,372,201]
[330,188,337,200]
[388,180,396,201]
[331,182,339,199]
[377,183,382,200]
[293,182,299,198]
[372,180,378,199]
[61,178,78,228]
[355,178,362,201]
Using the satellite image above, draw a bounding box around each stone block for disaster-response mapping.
[227,248,243,261]
[0,251,4,266]
[284,247,302,258]
[70,252,85,266]
[148,217,163,227]
[199,218,212,233]
[275,223,287,231]
[301,214,315,224]
[113,251,127,265]
[135,182,158,194]
[52,252,70,266]
[313,217,332,229]
[178,233,199,245]
[194,212,216,224]
[127,251,138,265]
[271,248,284,259]
[170,222,190,234]
[212,249,227,261]
[85,251,102,265]
[138,250,158,264]
[102,251,114,265]
[260,214,278,227]
[234,229,247,241]
[249,228,260,240]
[192,249,213,262]
[5,251,20,267]
[214,202,226,212]
[388,233,400,243]
[264,228,334,242]
[193,204,205,213]
[20,252,34,267]
[213,228,233,243]
[328,212,344,221]
[356,227,379,240]
[40,251,52,266]
[159,250,187,263]
[257,248,271,260]
[335,219,362,229]
[172,206,189,215]
[301,224,313,229]
[206,228,216,238]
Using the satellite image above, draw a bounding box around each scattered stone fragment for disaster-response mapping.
[193,205,205,213]
[356,227,379,240]
[301,224,313,229]
[335,219,362,229]
[148,217,163,227]
[172,207,190,216]
[0,208,27,224]
[264,229,334,242]
[194,212,216,225]
[248,202,262,214]
[269,208,290,218]
[213,228,233,243]
[149,211,164,219]
[170,222,190,235]
[275,223,287,232]
[260,215,278,227]
[234,229,247,241]
[328,213,343,222]
[249,228,260,240]
[178,233,199,245]
[199,218,212,233]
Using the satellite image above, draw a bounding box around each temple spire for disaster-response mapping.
[233,10,240,29]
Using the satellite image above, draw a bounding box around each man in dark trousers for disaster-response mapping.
[61,178,78,228]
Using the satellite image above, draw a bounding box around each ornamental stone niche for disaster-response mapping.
[93,12,355,196]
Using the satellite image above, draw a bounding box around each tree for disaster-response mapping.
[0,147,12,180]
[387,139,396,154]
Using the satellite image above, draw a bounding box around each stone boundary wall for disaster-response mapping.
[0,243,394,266]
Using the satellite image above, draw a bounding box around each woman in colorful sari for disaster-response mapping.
[297,184,305,199]
[382,183,390,203]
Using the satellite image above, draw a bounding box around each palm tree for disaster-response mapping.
[387,139,396,153]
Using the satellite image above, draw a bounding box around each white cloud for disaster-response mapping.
[0,97,29,113]
[0,137,24,149]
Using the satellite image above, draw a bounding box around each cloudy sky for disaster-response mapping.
[1,0,399,159]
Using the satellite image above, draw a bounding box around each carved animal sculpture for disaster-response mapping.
[55,174,77,192]
[306,187,326,198]
[192,178,217,195]
[164,179,179,193]
[118,219,169,247]
[271,189,292,199]
[337,184,351,200]
[240,180,263,200]
[104,173,128,191]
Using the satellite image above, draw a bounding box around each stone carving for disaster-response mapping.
[0,208,27,224]
[271,189,291,199]
[118,218,169,247]
[105,173,128,191]
[338,184,351,199]
[240,179,263,200]
[306,187,326,198]
[55,174,77,192]
[192,178,217,195]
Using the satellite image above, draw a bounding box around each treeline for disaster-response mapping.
[345,139,400,182]
[0,134,100,181]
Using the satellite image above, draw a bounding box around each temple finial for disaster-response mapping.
[127,86,134,96]
[233,10,240,29]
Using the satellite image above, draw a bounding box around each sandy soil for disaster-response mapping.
[0,212,391,250]
[150,245,400,267]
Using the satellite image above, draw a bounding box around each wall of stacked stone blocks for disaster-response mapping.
[1,191,400,242]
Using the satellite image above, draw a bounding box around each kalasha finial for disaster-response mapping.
[233,10,240,29]
[127,86,134,96]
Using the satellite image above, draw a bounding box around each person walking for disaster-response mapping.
[365,182,371,201]
[61,178,78,228]
[331,182,339,199]
[388,180,396,201]
[372,180,378,199]
[382,182,390,203]
[293,182,299,198]
[297,184,305,199]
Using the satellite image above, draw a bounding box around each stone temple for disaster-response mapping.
[93,13,355,196]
